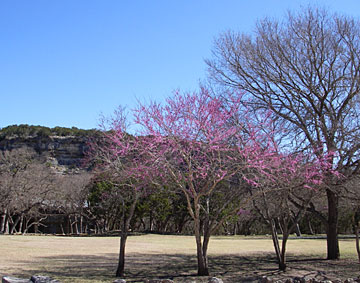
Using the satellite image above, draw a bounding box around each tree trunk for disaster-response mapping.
[326,189,340,260]
[194,207,209,276]
[195,232,209,276]
[276,217,284,235]
[60,223,65,235]
[201,208,212,273]
[295,223,301,237]
[270,219,284,270]
[34,223,39,234]
[19,214,24,234]
[23,219,29,234]
[278,259,287,271]
[69,215,73,234]
[279,230,289,271]
[149,210,153,231]
[74,215,79,234]
[10,215,22,234]
[308,219,314,235]
[4,216,9,234]
[233,222,238,236]
[80,215,83,234]
[116,234,127,277]
[0,209,7,233]
[355,224,360,263]
[115,191,139,278]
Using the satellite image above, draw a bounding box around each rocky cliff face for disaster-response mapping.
[0,135,89,168]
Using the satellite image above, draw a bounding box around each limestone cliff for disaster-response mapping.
[0,135,88,168]
[0,125,98,169]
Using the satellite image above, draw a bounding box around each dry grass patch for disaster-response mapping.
[0,234,359,282]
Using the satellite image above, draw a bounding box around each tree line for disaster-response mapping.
[0,124,99,139]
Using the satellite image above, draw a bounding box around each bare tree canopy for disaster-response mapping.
[207,7,360,168]
[206,7,360,260]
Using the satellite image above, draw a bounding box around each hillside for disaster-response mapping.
[0,125,99,168]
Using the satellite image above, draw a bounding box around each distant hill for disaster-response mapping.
[0,125,100,169]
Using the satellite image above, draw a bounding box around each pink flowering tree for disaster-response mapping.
[244,139,340,270]
[87,108,160,278]
[132,88,249,276]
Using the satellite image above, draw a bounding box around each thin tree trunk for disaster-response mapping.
[201,221,211,275]
[9,215,19,234]
[149,210,153,231]
[355,224,360,263]
[75,215,79,234]
[326,189,340,260]
[183,190,210,276]
[69,215,73,234]
[60,223,65,235]
[4,216,9,234]
[279,222,289,271]
[115,191,139,278]
[0,209,7,233]
[308,219,314,235]
[354,207,360,263]
[270,218,288,271]
[80,215,83,234]
[140,218,146,231]
[270,219,282,269]
[276,217,284,235]
[23,217,33,234]
[295,223,301,237]
[116,234,127,277]
[19,214,24,234]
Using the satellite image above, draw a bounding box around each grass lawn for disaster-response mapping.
[0,234,359,282]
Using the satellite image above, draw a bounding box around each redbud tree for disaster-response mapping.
[245,146,339,271]
[132,88,247,276]
[236,110,340,271]
[87,108,159,278]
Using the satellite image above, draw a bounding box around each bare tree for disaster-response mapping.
[87,108,148,278]
[206,7,360,259]
[56,172,92,234]
[0,148,60,234]
[248,161,320,271]
[0,148,36,233]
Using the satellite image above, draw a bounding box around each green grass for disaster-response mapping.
[0,234,359,282]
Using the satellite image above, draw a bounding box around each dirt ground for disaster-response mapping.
[0,234,359,282]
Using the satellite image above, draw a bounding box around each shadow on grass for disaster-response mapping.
[8,253,360,283]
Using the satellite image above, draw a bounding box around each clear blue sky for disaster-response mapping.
[1,0,360,130]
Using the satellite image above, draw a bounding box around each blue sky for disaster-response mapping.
[1,0,360,130]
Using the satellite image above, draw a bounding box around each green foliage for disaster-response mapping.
[88,180,114,205]
[338,209,357,234]
[135,186,175,231]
